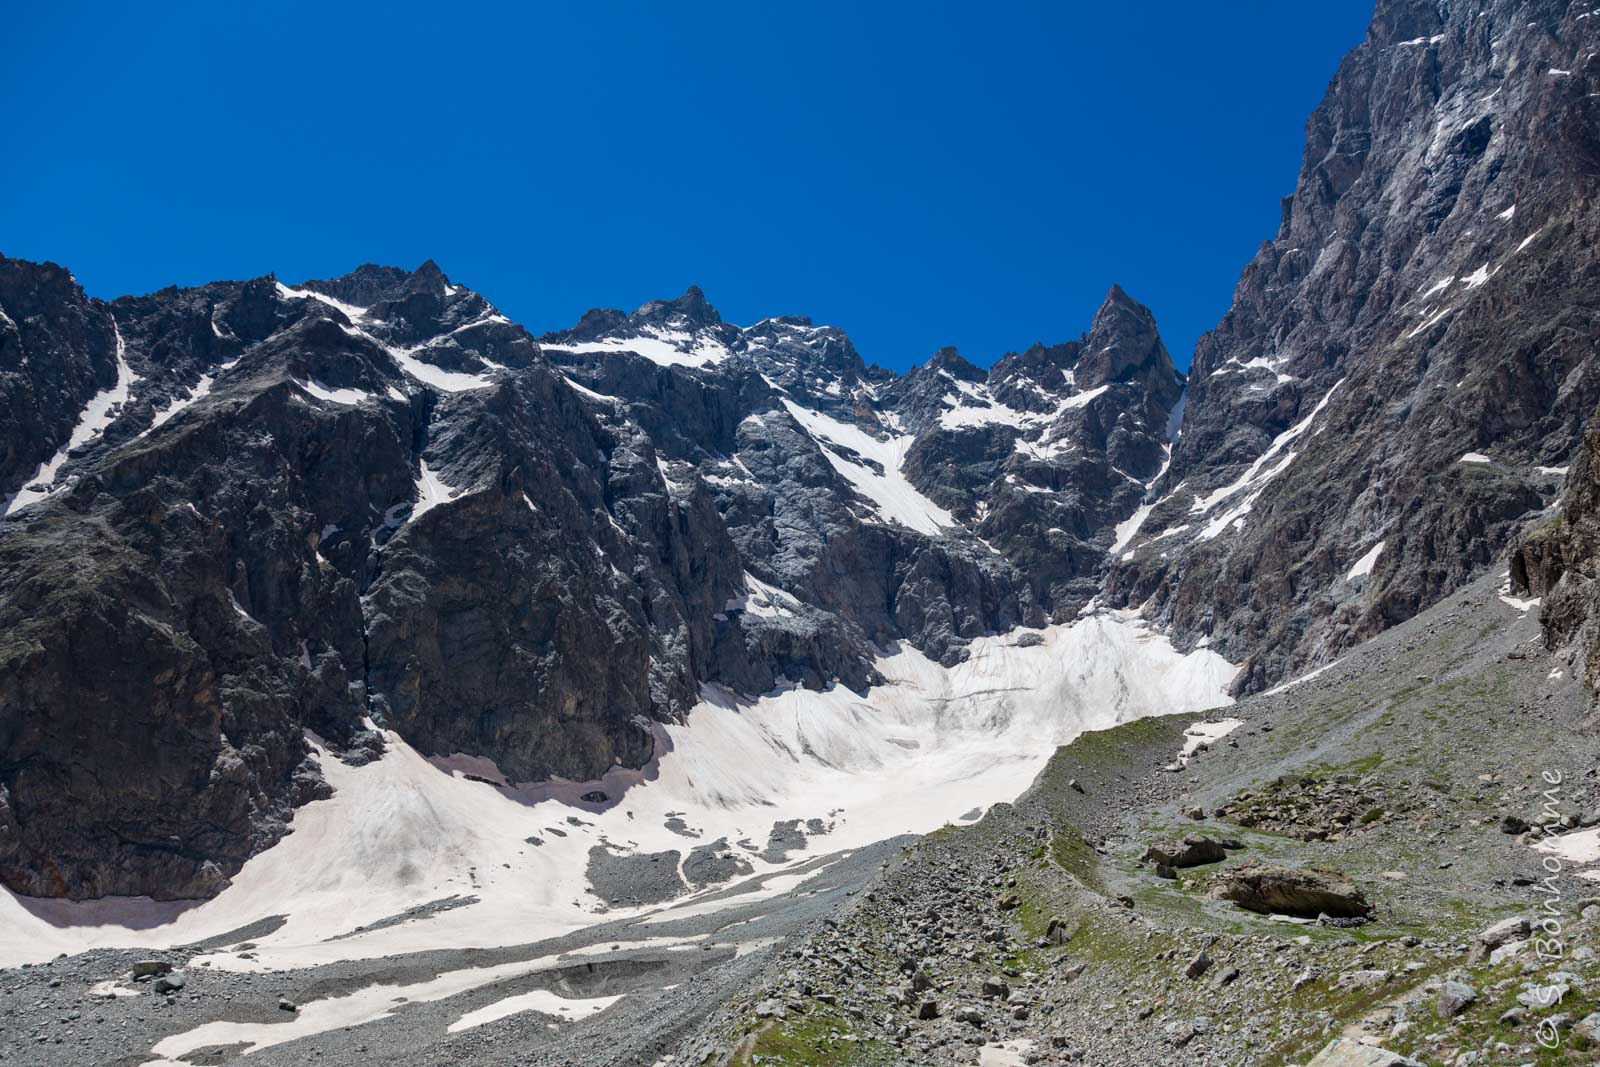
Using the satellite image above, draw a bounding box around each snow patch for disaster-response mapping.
[781,399,954,535]
[296,379,371,405]
[276,282,495,393]
[1514,228,1546,255]
[3,322,140,516]
[448,988,626,1032]
[1346,540,1386,580]
[562,375,616,404]
[275,281,368,323]
[543,326,730,369]
[1534,827,1600,867]
[1261,659,1340,697]
[1169,718,1244,769]
[412,460,461,521]
[1189,380,1344,517]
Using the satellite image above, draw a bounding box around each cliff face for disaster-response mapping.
[1512,401,1600,708]
[1108,0,1600,690]
[0,261,1182,900]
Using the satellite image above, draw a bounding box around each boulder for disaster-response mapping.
[152,972,186,994]
[1437,980,1477,1018]
[1468,915,1530,963]
[1306,1038,1425,1066]
[1210,865,1371,919]
[1143,835,1228,869]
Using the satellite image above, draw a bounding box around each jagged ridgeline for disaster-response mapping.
[1,0,1597,937]
[0,257,1182,899]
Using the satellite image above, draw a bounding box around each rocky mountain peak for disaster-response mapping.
[925,346,986,382]
[1076,284,1177,392]
[409,258,449,290]
[634,284,723,330]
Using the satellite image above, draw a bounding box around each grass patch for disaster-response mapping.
[731,1006,899,1066]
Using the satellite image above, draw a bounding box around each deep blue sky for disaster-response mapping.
[3,2,1371,372]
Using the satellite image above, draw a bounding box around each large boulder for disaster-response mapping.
[1143,834,1229,869]
[1210,864,1371,919]
[1306,1038,1424,1067]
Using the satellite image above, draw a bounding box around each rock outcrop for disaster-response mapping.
[1210,864,1372,920]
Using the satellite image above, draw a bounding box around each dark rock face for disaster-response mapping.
[0,262,1182,900]
[1512,402,1600,699]
[1108,0,1600,690]
[0,259,120,510]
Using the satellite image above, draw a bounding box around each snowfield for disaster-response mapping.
[0,611,1234,983]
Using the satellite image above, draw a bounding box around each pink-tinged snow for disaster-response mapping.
[542,327,731,369]
[3,322,139,516]
[781,399,955,535]
[1346,540,1386,580]
[0,611,1235,973]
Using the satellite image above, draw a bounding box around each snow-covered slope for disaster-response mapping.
[0,610,1232,972]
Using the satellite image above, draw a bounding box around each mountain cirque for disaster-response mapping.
[3,0,1600,1064]
[0,245,1188,901]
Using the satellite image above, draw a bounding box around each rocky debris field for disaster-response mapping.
[0,842,905,1067]
[696,571,1600,1065]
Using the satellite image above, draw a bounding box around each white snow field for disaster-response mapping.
[540,326,732,369]
[0,612,1234,988]
[779,398,955,534]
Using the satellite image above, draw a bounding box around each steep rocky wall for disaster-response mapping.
[1110,0,1600,690]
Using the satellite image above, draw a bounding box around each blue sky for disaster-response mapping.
[3,2,1371,372]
